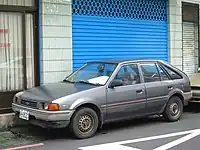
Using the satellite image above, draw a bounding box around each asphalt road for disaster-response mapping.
[7,103,200,150]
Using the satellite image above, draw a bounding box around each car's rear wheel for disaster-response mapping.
[163,96,183,122]
[69,107,99,139]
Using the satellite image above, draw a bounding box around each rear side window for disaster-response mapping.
[161,64,183,80]
[140,63,160,83]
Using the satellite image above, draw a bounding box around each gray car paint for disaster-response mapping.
[105,62,147,121]
[18,82,98,102]
[12,60,192,128]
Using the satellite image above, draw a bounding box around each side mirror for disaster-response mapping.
[109,79,123,88]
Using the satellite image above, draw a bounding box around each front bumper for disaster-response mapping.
[28,119,70,128]
[12,103,75,128]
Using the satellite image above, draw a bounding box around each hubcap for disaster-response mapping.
[170,103,179,116]
[78,114,93,133]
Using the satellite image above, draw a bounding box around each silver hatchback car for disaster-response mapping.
[12,60,192,139]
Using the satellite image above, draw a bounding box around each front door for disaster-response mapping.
[0,9,38,112]
[106,63,146,122]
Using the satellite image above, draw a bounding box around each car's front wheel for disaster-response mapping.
[163,96,183,122]
[69,107,99,139]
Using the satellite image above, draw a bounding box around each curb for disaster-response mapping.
[0,113,15,131]
[0,113,28,132]
[3,143,44,150]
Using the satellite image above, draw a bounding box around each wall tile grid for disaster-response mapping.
[40,0,72,84]
[168,0,183,70]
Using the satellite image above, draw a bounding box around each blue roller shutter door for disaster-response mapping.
[72,0,168,70]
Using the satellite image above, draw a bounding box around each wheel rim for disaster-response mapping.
[78,114,94,134]
[170,102,180,117]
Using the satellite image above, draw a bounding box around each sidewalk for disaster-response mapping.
[0,113,30,131]
[0,131,29,149]
[0,126,44,149]
[0,113,45,149]
[0,130,43,149]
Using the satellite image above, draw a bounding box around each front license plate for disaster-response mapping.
[19,109,29,120]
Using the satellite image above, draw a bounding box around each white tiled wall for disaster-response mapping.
[40,0,72,84]
[169,0,200,71]
[168,0,183,70]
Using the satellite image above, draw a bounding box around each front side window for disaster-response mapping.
[140,63,160,83]
[65,62,117,85]
[114,64,140,86]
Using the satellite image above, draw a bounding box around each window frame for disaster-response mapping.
[156,63,171,81]
[139,62,162,83]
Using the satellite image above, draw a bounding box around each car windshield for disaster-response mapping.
[64,62,117,86]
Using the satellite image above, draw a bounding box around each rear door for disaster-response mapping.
[139,62,171,114]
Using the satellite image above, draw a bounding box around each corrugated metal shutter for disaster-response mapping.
[183,22,198,76]
[72,0,168,70]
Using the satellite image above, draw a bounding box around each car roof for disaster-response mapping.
[87,59,166,65]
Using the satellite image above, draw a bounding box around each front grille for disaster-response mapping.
[21,99,37,108]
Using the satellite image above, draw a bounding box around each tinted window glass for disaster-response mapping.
[157,64,170,81]
[162,65,183,80]
[140,63,160,82]
[115,64,140,86]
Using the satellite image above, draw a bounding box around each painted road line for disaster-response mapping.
[79,144,141,150]
[153,130,200,150]
[114,128,200,145]
[3,143,44,150]
[79,128,200,150]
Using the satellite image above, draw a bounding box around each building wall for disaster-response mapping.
[40,0,200,84]
[40,0,72,84]
[39,0,200,84]
[168,0,200,71]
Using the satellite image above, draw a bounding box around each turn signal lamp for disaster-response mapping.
[47,103,59,111]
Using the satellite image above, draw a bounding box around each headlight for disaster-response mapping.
[13,96,21,104]
[15,91,24,97]
[17,98,21,104]
[44,103,48,110]
[37,102,43,110]
[13,96,17,103]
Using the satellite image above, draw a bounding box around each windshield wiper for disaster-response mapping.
[76,80,102,86]
[77,80,89,83]
[63,79,75,83]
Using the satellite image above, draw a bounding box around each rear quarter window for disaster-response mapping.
[161,64,183,80]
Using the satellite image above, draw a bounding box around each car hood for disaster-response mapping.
[18,82,98,102]
[190,73,200,87]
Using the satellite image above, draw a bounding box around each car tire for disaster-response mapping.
[69,107,99,139]
[163,96,183,122]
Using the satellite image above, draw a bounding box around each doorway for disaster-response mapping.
[0,2,39,113]
[182,2,199,77]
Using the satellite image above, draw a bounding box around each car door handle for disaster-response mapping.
[136,89,143,94]
[168,86,173,90]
